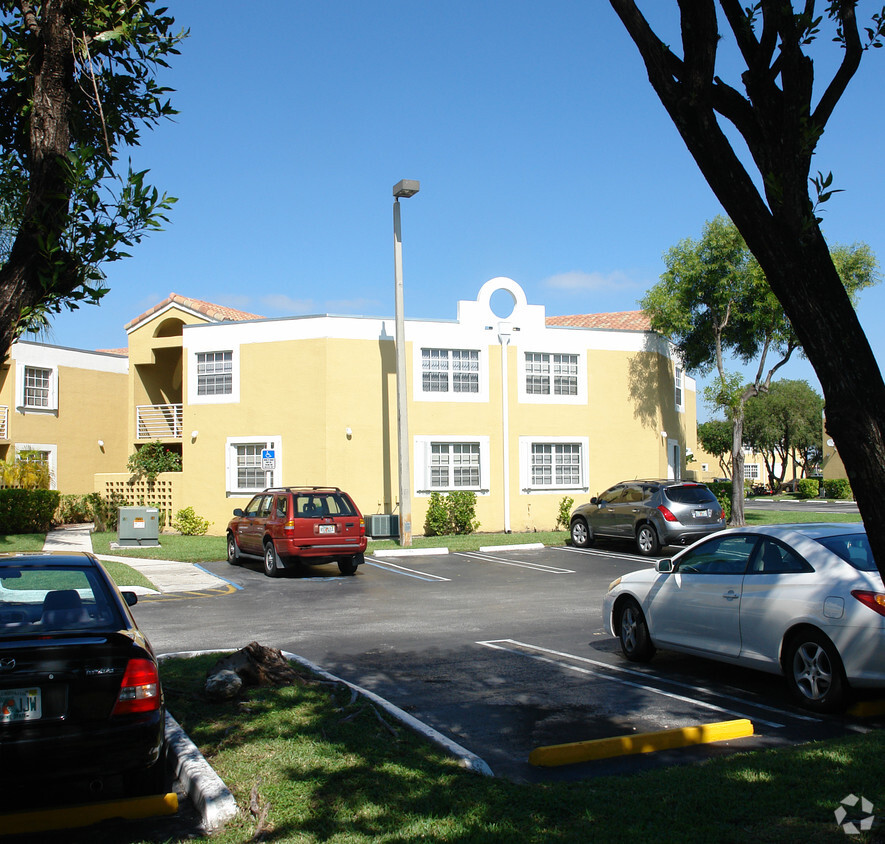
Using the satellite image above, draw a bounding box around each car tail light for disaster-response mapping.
[851,590,885,618]
[112,658,160,715]
[657,505,678,522]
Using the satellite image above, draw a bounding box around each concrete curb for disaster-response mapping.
[165,712,238,831]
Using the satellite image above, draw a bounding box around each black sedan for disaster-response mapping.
[0,552,166,808]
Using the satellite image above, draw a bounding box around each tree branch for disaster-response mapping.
[17,1,40,36]
[813,1,863,128]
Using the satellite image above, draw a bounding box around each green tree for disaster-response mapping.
[697,419,732,478]
[0,1,186,350]
[642,217,876,525]
[127,441,181,482]
[744,380,824,491]
[609,2,885,577]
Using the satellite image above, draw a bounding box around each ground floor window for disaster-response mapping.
[414,436,489,493]
[226,436,281,494]
[519,437,589,492]
[744,463,760,480]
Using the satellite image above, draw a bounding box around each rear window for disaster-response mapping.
[293,493,357,518]
[664,484,717,506]
[816,533,876,572]
[0,565,123,637]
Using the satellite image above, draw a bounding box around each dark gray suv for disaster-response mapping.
[569,479,725,556]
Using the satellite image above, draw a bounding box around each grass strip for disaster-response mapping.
[162,654,883,843]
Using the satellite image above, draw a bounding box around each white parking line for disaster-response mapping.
[365,557,451,582]
[555,546,653,565]
[456,552,575,574]
[476,638,812,729]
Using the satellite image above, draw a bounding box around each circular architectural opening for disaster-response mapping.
[489,288,517,319]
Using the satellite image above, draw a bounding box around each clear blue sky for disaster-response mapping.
[41,2,885,419]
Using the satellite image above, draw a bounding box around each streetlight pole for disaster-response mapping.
[393,179,419,547]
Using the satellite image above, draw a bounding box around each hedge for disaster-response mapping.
[0,489,61,534]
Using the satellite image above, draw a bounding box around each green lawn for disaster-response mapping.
[162,654,884,843]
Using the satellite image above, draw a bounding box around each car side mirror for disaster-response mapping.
[590,497,599,505]
[122,591,138,606]
[232,508,244,517]
[655,559,673,573]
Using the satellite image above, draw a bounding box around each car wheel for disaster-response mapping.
[263,542,281,578]
[226,533,241,565]
[636,524,660,556]
[338,555,358,575]
[570,518,593,548]
[785,629,846,712]
[617,598,655,662]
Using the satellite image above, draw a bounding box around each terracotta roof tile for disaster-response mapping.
[96,348,129,356]
[545,310,651,331]
[125,293,263,330]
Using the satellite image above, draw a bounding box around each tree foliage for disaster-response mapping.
[609,1,885,577]
[0,1,186,350]
[744,379,824,491]
[697,419,733,477]
[642,215,876,523]
[127,440,181,482]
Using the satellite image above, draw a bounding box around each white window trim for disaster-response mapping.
[413,346,488,403]
[189,347,240,405]
[675,366,685,413]
[744,463,760,480]
[414,435,490,494]
[225,435,282,495]
[14,442,57,490]
[517,351,586,405]
[15,362,58,414]
[518,436,590,492]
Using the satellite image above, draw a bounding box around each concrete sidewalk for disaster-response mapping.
[41,526,233,594]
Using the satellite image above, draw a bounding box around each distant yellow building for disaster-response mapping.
[8,278,700,535]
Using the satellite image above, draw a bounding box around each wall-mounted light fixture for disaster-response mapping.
[191,430,199,441]
[97,439,105,449]
[345,427,353,439]
[660,430,668,439]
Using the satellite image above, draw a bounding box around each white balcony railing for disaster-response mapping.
[136,404,183,440]
[0,406,7,439]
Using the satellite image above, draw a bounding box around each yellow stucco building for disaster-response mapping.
[6,278,699,536]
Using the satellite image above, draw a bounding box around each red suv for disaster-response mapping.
[227,487,367,577]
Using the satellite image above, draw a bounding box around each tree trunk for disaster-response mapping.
[731,407,745,526]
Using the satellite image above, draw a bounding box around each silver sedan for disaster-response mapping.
[602,523,885,712]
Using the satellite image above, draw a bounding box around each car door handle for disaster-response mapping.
[722,590,740,601]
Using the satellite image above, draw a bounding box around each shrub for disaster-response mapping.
[796,479,819,499]
[127,442,182,482]
[823,478,853,500]
[556,496,574,531]
[55,494,94,525]
[424,492,451,537]
[171,506,211,536]
[87,491,128,532]
[423,491,480,537]
[0,489,60,533]
[707,481,732,522]
[448,491,480,535]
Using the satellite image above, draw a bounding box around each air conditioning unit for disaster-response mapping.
[365,514,399,538]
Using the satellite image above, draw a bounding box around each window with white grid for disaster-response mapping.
[525,353,578,396]
[422,349,479,393]
[226,437,280,494]
[525,352,550,394]
[24,367,51,408]
[675,366,684,412]
[430,442,481,488]
[531,443,582,487]
[197,351,233,395]
[744,463,760,480]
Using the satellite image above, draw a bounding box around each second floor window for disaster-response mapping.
[675,366,684,411]
[197,351,233,395]
[422,349,479,393]
[525,353,578,396]
[23,367,51,408]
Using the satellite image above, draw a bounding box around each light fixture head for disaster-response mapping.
[97,439,104,448]
[393,179,420,198]
[191,430,199,440]
[660,431,668,438]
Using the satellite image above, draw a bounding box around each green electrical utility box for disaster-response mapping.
[117,507,160,547]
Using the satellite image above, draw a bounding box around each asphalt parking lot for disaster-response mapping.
[131,540,883,784]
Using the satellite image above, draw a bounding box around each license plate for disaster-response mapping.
[318,525,336,534]
[693,509,712,518]
[1,687,41,723]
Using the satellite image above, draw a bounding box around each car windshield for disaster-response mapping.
[664,484,716,505]
[293,493,356,518]
[0,565,123,637]
[815,533,877,572]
